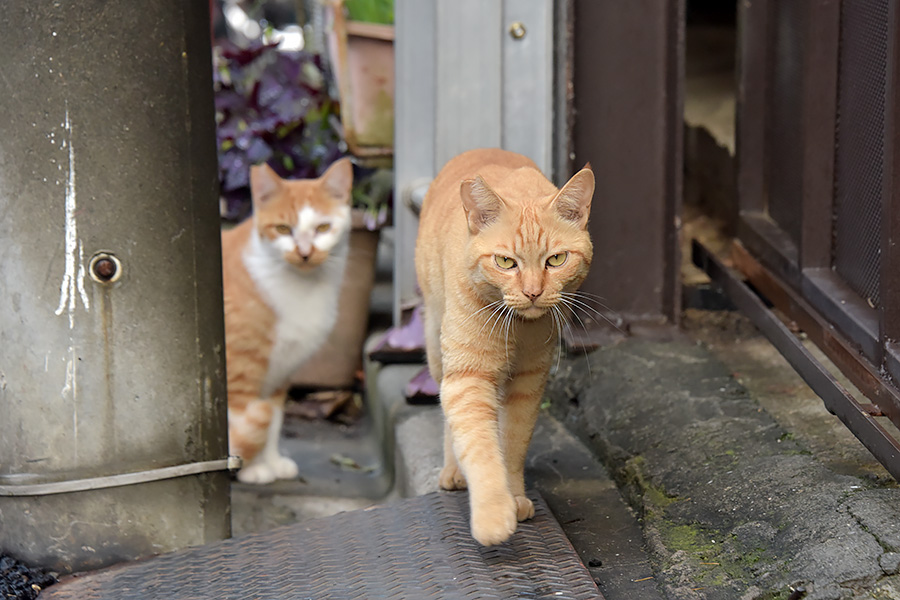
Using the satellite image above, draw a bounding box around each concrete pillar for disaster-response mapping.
[0,0,230,573]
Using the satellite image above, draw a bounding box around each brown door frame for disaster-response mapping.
[570,0,684,339]
[728,0,900,473]
[736,0,887,363]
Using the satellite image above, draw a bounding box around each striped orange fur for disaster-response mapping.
[415,148,594,545]
[222,159,353,484]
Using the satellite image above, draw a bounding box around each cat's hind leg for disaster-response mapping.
[423,304,468,490]
[438,419,467,490]
[422,302,444,383]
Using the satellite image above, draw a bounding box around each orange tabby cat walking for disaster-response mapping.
[222,159,352,484]
[416,148,594,546]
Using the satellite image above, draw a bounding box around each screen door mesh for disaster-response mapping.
[832,0,889,307]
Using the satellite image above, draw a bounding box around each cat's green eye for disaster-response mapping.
[546,252,568,267]
[274,224,292,235]
[495,255,517,270]
[316,223,331,234]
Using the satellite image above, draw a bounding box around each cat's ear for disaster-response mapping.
[461,176,504,233]
[552,166,594,228]
[250,163,283,205]
[320,158,353,204]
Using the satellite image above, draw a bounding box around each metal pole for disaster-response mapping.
[0,0,230,573]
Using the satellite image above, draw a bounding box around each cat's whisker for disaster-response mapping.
[559,297,599,331]
[559,294,624,332]
[503,307,515,365]
[562,290,608,305]
[484,302,509,339]
[463,299,505,329]
[563,292,624,325]
[484,304,504,338]
[557,307,572,372]
[567,290,611,304]
[550,305,564,373]
[564,300,593,339]
[547,301,567,332]
[561,290,613,311]
[503,310,510,364]
[499,308,515,341]
[556,299,594,379]
[544,309,558,344]
[548,302,572,338]
[560,298,588,340]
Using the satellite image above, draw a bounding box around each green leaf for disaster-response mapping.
[344,0,394,24]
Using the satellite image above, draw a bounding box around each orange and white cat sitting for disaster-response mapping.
[415,148,593,546]
[222,158,352,484]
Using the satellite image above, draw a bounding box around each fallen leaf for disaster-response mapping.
[330,454,375,473]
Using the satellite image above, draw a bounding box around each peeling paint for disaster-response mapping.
[52,105,86,459]
[62,350,79,459]
[54,104,89,329]
[61,355,74,399]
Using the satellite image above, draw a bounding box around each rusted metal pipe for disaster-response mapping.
[0,0,230,573]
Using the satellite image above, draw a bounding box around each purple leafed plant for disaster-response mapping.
[214,40,344,222]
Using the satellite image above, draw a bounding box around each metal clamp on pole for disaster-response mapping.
[0,457,243,497]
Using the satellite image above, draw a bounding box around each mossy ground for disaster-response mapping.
[626,453,786,596]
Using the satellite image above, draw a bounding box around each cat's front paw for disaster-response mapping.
[237,463,277,485]
[470,490,517,546]
[270,455,299,480]
[236,455,298,484]
[514,495,535,521]
[439,464,468,490]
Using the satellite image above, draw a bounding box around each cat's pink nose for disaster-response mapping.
[524,290,542,301]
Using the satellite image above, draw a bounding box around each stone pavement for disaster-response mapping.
[540,311,900,600]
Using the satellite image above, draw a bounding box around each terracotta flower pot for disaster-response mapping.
[326,1,394,159]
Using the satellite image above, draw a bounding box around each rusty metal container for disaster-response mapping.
[0,0,230,573]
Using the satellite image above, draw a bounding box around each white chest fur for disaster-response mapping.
[243,230,349,397]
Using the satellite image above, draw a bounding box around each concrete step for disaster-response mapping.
[231,409,390,536]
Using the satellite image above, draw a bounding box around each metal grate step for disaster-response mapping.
[41,491,603,600]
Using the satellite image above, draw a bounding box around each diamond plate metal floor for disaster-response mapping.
[42,491,603,600]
